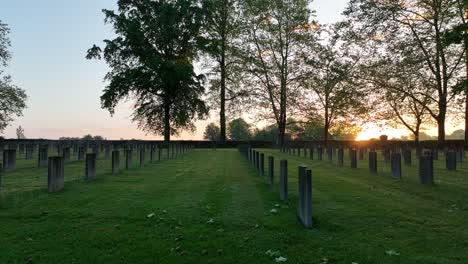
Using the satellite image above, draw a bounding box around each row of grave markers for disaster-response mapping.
[1,142,188,171]
[0,143,193,193]
[237,144,466,227]
[279,145,466,185]
[238,146,313,228]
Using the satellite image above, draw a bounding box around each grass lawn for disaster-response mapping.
[0,148,467,263]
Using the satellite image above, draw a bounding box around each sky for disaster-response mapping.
[1,0,459,140]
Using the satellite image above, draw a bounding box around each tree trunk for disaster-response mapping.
[164,103,171,142]
[220,52,227,145]
[464,38,468,146]
[414,123,420,148]
[437,115,446,148]
[465,90,468,144]
[278,123,285,148]
[323,98,329,146]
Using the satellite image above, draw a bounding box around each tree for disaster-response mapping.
[93,135,105,141]
[16,125,25,139]
[203,122,220,141]
[344,0,466,146]
[202,0,248,144]
[304,25,366,145]
[252,124,280,141]
[82,134,94,141]
[0,20,27,134]
[365,57,435,146]
[445,0,468,144]
[239,0,315,147]
[87,0,208,142]
[228,118,251,140]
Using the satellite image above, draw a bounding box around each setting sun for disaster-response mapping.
[355,124,408,141]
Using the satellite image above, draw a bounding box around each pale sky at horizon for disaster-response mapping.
[0,0,462,140]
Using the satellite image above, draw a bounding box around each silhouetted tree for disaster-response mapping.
[87,0,208,142]
[239,0,316,147]
[344,0,465,146]
[203,122,220,141]
[228,118,251,140]
[0,20,27,133]
[202,0,248,144]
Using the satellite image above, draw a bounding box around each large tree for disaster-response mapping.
[366,59,434,146]
[203,122,220,141]
[304,26,366,145]
[87,0,208,142]
[344,0,466,146]
[228,118,251,140]
[202,0,248,144]
[445,0,468,143]
[239,0,315,147]
[0,20,27,134]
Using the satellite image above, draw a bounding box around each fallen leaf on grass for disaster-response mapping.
[386,249,400,256]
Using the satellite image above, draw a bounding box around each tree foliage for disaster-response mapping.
[202,0,249,144]
[343,0,466,145]
[203,122,220,141]
[228,118,251,140]
[304,25,366,144]
[87,0,208,141]
[0,20,27,134]
[238,0,315,146]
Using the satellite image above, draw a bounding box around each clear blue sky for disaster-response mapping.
[0,0,348,140]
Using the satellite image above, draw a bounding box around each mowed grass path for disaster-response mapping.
[0,149,467,263]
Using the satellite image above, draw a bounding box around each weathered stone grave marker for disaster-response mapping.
[337,148,344,167]
[126,149,133,169]
[268,156,274,185]
[85,153,97,181]
[403,149,411,166]
[350,149,357,169]
[298,165,312,228]
[260,153,265,176]
[419,155,434,185]
[3,149,16,172]
[280,160,288,201]
[48,156,64,192]
[390,153,402,179]
[446,151,457,171]
[38,146,48,167]
[112,150,120,175]
[369,151,377,174]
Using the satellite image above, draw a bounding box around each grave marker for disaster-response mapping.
[126,149,133,169]
[446,151,456,171]
[268,156,274,185]
[48,156,64,192]
[369,151,377,174]
[112,150,120,175]
[279,160,288,201]
[419,155,434,185]
[298,165,312,228]
[390,153,402,179]
[85,153,97,181]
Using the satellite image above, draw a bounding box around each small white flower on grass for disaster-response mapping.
[385,249,400,256]
[275,256,287,262]
[206,218,215,224]
[162,210,167,214]
[275,203,280,208]
[270,208,278,214]
[147,213,155,218]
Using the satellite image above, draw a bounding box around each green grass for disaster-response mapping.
[0,148,467,263]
